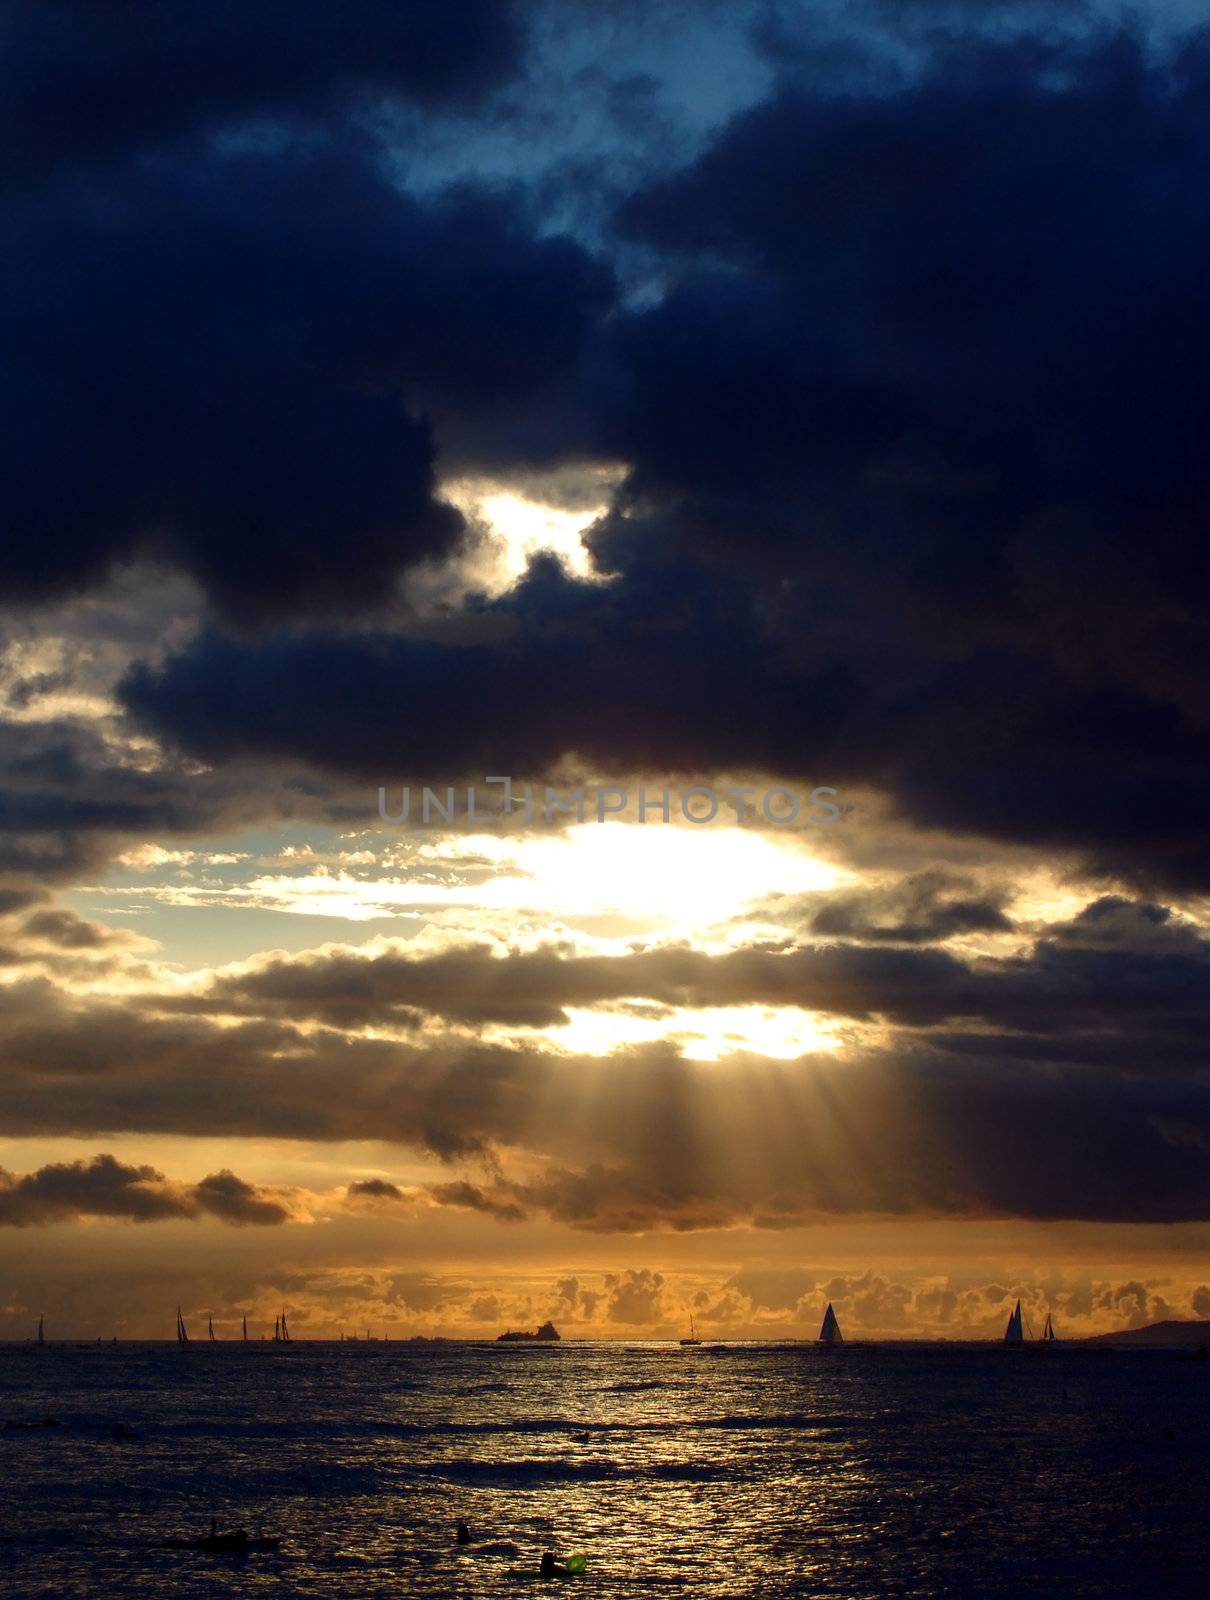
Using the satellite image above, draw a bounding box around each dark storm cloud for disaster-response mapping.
[413,1045,1210,1230]
[0,715,360,891]
[599,28,1210,880]
[191,1169,294,1226]
[176,903,1210,1043]
[0,887,46,917]
[120,552,852,775]
[346,1178,408,1203]
[182,935,978,1029]
[802,871,1013,944]
[20,908,131,950]
[1044,896,1204,953]
[0,1152,290,1226]
[5,919,1210,1226]
[116,30,1210,888]
[427,1180,528,1224]
[1,0,525,186]
[1,136,613,623]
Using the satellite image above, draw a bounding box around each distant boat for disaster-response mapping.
[280,1310,292,1343]
[208,1315,216,1342]
[1041,1311,1056,1343]
[497,1321,560,1343]
[274,1315,280,1342]
[1004,1300,1024,1344]
[36,1314,44,1347]
[242,1315,248,1342]
[176,1306,190,1344]
[679,1315,702,1346]
[818,1303,844,1344]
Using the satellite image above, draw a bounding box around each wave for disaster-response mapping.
[422,1457,743,1486]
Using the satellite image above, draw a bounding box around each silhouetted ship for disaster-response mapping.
[818,1303,843,1344]
[176,1307,189,1344]
[208,1315,216,1342]
[679,1315,702,1346]
[1041,1311,1056,1342]
[273,1309,292,1343]
[36,1314,44,1347]
[497,1320,560,1342]
[242,1315,248,1342]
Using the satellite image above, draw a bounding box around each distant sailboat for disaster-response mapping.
[208,1315,216,1342]
[818,1303,843,1344]
[1041,1311,1057,1343]
[36,1314,44,1346]
[176,1306,190,1344]
[242,1315,248,1342]
[1004,1300,1024,1344]
[280,1309,291,1343]
[679,1315,702,1347]
[274,1315,280,1342]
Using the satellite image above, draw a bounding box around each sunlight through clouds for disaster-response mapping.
[440,474,623,594]
[91,822,852,944]
[536,1002,845,1060]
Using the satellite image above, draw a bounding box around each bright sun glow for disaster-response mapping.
[81,821,852,955]
[441,478,613,592]
[535,1002,844,1060]
[478,492,603,583]
[99,822,850,940]
[511,823,845,928]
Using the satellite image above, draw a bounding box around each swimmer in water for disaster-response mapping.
[456,1520,472,1544]
[540,1552,568,1577]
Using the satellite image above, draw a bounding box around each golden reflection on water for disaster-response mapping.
[0,1340,1204,1598]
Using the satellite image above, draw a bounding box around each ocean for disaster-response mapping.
[0,1340,1205,1598]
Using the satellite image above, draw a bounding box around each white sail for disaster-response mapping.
[1004,1300,1024,1343]
[818,1302,843,1343]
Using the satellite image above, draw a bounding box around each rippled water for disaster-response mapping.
[1,1340,1206,1597]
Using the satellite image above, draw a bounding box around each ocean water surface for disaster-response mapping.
[0,1340,1206,1598]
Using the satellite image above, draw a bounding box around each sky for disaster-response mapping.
[2,0,1210,1342]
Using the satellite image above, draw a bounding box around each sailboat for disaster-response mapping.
[208,1315,216,1342]
[1004,1299,1024,1344]
[280,1309,292,1343]
[176,1306,190,1344]
[1041,1311,1057,1343]
[818,1302,844,1344]
[242,1315,248,1342]
[36,1314,44,1347]
[273,1314,280,1342]
[679,1315,702,1347]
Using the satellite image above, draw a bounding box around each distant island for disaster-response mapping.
[496,1320,560,1343]
[1082,1318,1210,1348]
